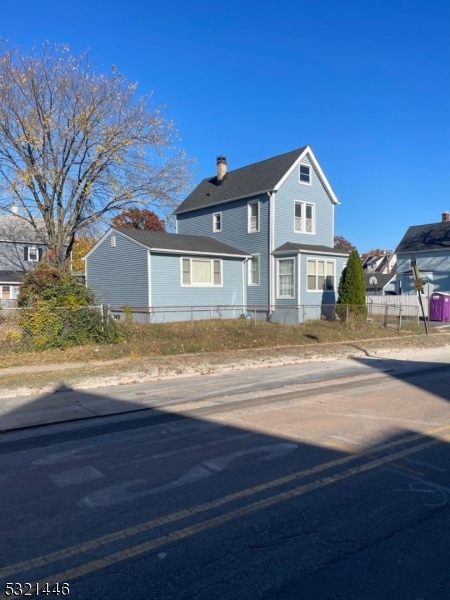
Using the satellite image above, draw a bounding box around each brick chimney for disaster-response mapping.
[442,211,450,222]
[216,156,227,184]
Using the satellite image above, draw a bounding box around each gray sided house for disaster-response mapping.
[395,212,450,297]
[0,215,48,305]
[85,227,250,321]
[175,146,348,323]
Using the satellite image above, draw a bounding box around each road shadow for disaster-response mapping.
[0,359,450,599]
[350,354,450,402]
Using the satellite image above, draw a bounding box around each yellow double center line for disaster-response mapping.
[1,425,449,593]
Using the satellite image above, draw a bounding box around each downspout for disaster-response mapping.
[148,250,152,310]
[268,191,275,312]
[242,258,249,311]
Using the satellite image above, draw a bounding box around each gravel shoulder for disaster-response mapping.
[0,332,448,398]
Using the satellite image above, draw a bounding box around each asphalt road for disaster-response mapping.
[1,353,450,599]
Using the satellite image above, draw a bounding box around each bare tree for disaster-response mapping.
[0,42,193,265]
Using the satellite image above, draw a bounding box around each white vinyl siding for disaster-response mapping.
[181,257,222,287]
[277,258,295,298]
[307,259,335,291]
[249,253,260,285]
[248,201,260,233]
[294,202,314,234]
[213,212,222,232]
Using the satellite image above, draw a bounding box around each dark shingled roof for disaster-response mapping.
[396,221,450,253]
[364,273,396,291]
[174,147,308,214]
[273,242,350,255]
[0,270,23,283]
[113,227,249,257]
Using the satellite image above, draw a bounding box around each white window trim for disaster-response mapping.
[213,212,222,233]
[110,236,116,247]
[180,257,223,287]
[27,246,39,262]
[294,201,315,235]
[306,258,336,292]
[247,201,260,233]
[299,163,312,186]
[248,253,260,286]
[276,258,295,299]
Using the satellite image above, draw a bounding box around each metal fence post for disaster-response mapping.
[398,306,402,331]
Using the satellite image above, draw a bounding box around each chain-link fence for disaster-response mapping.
[108,302,421,328]
[0,305,114,353]
[0,301,424,354]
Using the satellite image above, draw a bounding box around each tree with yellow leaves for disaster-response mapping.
[71,237,97,272]
[0,42,193,267]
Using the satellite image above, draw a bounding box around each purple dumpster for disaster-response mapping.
[429,293,450,322]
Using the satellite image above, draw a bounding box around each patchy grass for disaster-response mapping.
[0,317,436,369]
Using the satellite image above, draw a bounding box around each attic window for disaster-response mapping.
[299,164,311,184]
[111,236,116,247]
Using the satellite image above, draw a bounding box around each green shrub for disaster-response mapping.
[336,249,367,320]
[18,264,120,349]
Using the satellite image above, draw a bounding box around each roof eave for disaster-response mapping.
[174,189,274,216]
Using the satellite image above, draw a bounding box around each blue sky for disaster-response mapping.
[2,0,449,252]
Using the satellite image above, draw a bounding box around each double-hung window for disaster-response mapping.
[24,246,43,262]
[213,212,222,232]
[307,259,335,291]
[299,164,311,184]
[182,258,222,286]
[248,202,260,233]
[294,202,314,233]
[277,259,295,298]
[249,254,260,285]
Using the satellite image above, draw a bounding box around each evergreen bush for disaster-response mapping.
[336,249,367,320]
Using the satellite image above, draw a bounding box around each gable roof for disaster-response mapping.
[86,227,250,259]
[174,145,338,215]
[273,242,349,256]
[0,215,48,244]
[396,221,450,253]
[364,272,396,291]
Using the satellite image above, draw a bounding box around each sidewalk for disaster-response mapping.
[1,345,449,434]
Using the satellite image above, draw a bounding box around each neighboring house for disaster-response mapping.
[364,273,396,296]
[175,146,348,322]
[0,271,22,308]
[362,252,396,274]
[0,214,48,305]
[395,212,450,297]
[85,227,250,320]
